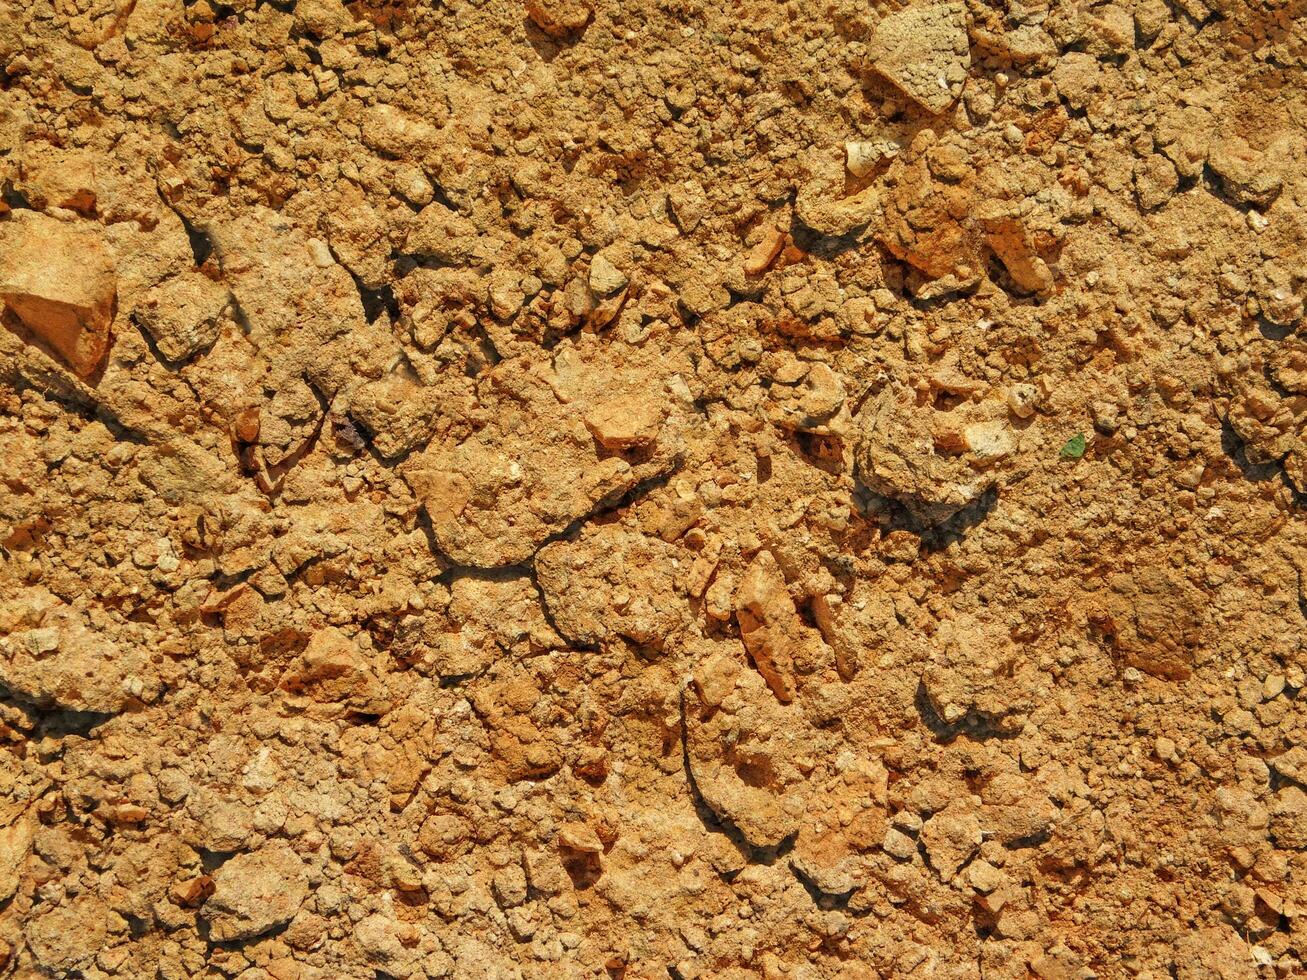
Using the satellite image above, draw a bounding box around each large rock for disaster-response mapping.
[15,147,98,214]
[693,762,798,850]
[921,616,1037,734]
[536,524,685,651]
[0,210,117,378]
[1172,926,1257,980]
[133,271,230,363]
[0,601,152,714]
[206,205,368,400]
[347,373,447,461]
[355,913,424,974]
[25,894,109,974]
[1270,787,1307,851]
[1270,746,1307,789]
[203,842,310,942]
[794,147,880,238]
[854,384,1019,525]
[1207,134,1284,210]
[867,1,970,114]
[920,799,982,882]
[279,627,392,718]
[525,0,594,38]
[0,811,32,903]
[1093,567,1207,680]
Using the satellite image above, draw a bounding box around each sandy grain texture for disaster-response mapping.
[1,0,1306,976]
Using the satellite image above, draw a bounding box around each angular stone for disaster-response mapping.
[1208,135,1283,209]
[589,252,628,295]
[402,362,676,568]
[743,225,786,276]
[0,210,117,378]
[734,550,817,704]
[962,419,1016,462]
[694,762,797,850]
[536,524,684,651]
[854,384,1024,525]
[1173,926,1259,980]
[692,651,741,709]
[921,616,1036,734]
[17,148,98,214]
[347,373,445,462]
[583,392,664,449]
[920,800,982,882]
[170,875,215,908]
[1270,746,1307,789]
[1096,567,1207,681]
[558,821,604,854]
[206,206,367,396]
[1270,787,1307,850]
[360,104,438,158]
[882,826,916,860]
[355,913,422,974]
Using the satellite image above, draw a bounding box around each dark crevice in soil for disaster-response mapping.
[914,678,1021,744]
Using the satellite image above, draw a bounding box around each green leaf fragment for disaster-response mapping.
[1060,433,1087,459]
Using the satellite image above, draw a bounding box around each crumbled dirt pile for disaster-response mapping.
[1,0,1306,977]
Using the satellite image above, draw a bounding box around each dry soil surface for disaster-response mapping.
[1,0,1306,977]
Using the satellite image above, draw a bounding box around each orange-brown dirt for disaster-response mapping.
[1,0,1306,977]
